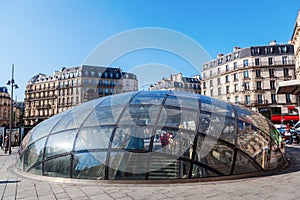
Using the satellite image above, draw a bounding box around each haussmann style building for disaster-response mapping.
[0,87,11,127]
[24,65,138,127]
[277,10,300,121]
[201,42,298,124]
[149,73,201,94]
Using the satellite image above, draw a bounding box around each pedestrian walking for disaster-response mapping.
[0,134,3,150]
[4,135,9,153]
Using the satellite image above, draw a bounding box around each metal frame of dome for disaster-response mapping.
[16,91,286,180]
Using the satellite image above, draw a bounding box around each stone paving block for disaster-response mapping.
[88,193,114,200]
[37,194,57,200]
[54,192,70,199]
[63,186,86,199]
[80,185,105,196]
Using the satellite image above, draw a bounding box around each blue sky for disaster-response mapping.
[0,0,299,100]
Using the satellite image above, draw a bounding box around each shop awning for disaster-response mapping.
[271,115,299,122]
[276,79,300,95]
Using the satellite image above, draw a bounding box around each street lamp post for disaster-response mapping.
[7,64,18,154]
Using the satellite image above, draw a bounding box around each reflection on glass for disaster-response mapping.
[28,116,61,144]
[153,128,194,157]
[108,151,148,180]
[75,127,112,150]
[45,131,77,157]
[269,140,285,170]
[29,163,42,175]
[23,138,46,171]
[83,106,124,127]
[120,105,160,126]
[196,137,233,175]
[112,126,152,150]
[233,150,261,174]
[51,109,91,133]
[73,152,107,179]
[44,156,71,178]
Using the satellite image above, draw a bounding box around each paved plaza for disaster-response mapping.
[1,145,300,200]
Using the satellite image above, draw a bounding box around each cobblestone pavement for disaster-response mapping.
[1,145,300,200]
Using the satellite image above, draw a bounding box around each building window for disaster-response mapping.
[269,69,274,77]
[210,70,212,77]
[225,65,229,72]
[226,55,231,62]
[252,48,260,55]
[218,58,223,65]
[286,94,291,103]
[210,89,213,96]
[268,57,273,65]
[225,75,229,83]
[255,58,260,66]
[203,72,206,79]
[235,96,239,104]
[203,91,206,96]
[234,84,239,92]
[256,81,262,90]
[283,68,289,77]
[105,88,109,95]
[244,70,249,78]
[282,56,287,65]
[243,59,248,67]
[271,94,276,103]
[218,87,221,95]
[203,82,206,89]
[256,69,261,77]
[244,82,250,91]
[110,80,115,86]
[245,95,250,104]
[270,80,275,90]
[210,80,213,87]
[233,73,238,81]
[217,68,220,74]
[234,52,239,59]
[257,94,263,104]
[217,78,221,85]
[233,62,237,69]
[266,47,273,54]
[226,86,230,94]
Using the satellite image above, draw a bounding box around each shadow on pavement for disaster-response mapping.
[274,145,300,175]
[0,180,20,184]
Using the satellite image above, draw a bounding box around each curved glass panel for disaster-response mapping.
[45,130,77,158]
[51,108,91,133]
[75,127,113,151]
[196,136,234,175]
[153,128,195,157]
[112,125,153,150]
[233,150,262,175]
[83,105,124,127]
[119,105,160,126]
[44,156,71,178]
[73,152,107,179]
[23,137,47,171]
[28,115,62,144]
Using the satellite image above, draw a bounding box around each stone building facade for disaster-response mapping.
[148,73,201,94]
[24,65,138,126]
[0,87,10,127]
[201,42,297,116]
